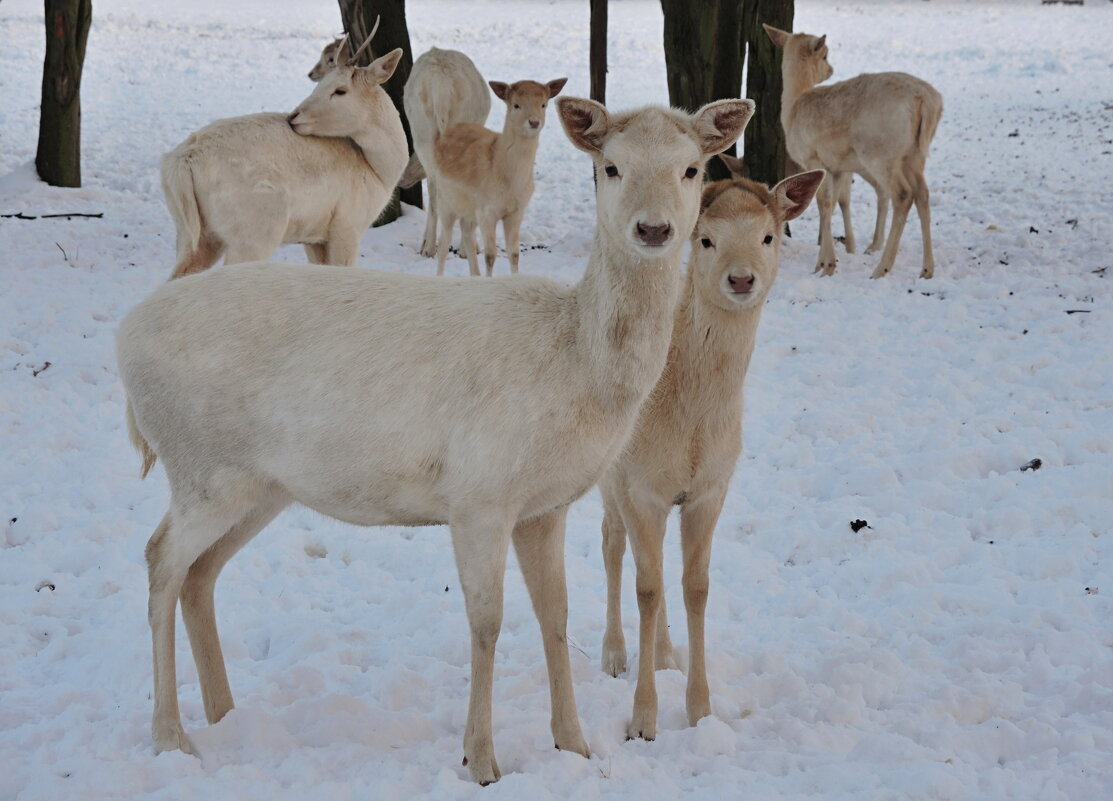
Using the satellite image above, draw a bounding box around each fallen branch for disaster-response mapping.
[1,212,103,220]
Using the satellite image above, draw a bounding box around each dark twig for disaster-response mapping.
[55,242,68,262]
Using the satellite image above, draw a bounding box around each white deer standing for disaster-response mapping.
[765,25,943,278]
[162,36,406,277]
[118,96,752,783]
[400,47,492,258]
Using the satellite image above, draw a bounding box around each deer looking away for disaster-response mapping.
[118,96,752,783]
[427,77,567,277]
[162,33,406,278]
[765,25,942,279]
[399,47,492,259]
[307,35,347,81]
[599,161,824,741]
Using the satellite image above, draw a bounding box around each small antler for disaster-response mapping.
[347,15,380,66]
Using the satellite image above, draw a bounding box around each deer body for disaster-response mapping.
[766,25,942,279]
[432,78,567,277]
[599,168,824,741]
[401,47,492,258]
[162,49,406,278]
[119,97,753,783]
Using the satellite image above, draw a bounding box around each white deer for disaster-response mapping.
[765,25,943,278]
[600,162,824,741]
[118,96,752,783]
[400,47,492,258]
[162,37,406,278]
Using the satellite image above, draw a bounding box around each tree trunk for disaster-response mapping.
[590,0,607,105]
[338,0,420,224]
[36,0,92,188]
[741,0,794,187]
[660,0,742,181]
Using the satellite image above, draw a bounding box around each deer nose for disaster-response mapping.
[727,273,756,293]
[636,222,672,247]
[528,119,540,129]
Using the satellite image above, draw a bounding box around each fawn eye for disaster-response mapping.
[684,167,699,180]
[333,88,347,96]
[514,103,520,109]
[604,164,619,178]
[763,234,774,245]
[700,237,713,249]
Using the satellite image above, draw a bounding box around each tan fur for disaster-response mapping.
[118,96,752,783]
[162,49,407,278]
[401,47,492,258]
[307,35,346,82]
[765,25,943,279]
[599,167,825,740]
[432,77,568,277]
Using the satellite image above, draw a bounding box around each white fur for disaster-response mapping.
[401,47,492,258]
[118,96,752,783]
[161,49,407,278]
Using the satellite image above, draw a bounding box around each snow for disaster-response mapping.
[2,1,1111,798]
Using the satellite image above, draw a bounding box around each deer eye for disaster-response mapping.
[700,237,713,249]
[763,234,773,245]
[333,88,347,96]
[684,167,699,180]
[604,164,619,178]
[513,103,520,109]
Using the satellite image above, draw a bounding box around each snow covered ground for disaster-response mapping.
[2,0,1111,798]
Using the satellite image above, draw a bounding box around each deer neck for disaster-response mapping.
[348,97,409,189]
[780,62,818,129]
[493,122,541,189]
[672,271,763,403]
[572,229,682,412]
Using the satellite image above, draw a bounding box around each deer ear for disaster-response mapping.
[557,97,610,154]
[334,34,352,65]
[763,24,790,48]
[546,77,568,99]
[489,81,510,102]
[364,48,402,84]
[813,34,827,53]
[717,153,746,178]
[692,99,754,156]
[773,169,826,222]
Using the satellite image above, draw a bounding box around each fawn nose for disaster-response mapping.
[635,222,672,247]
[528,119,540,129]
[728,273,756,293]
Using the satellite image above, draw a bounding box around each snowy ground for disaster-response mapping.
[2,1,1112,798]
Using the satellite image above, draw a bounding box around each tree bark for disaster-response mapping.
[590,0,607,105]
[660,0,742,182]
[36,0,92,188]
[338,0,420,223]
[741,0,794,187]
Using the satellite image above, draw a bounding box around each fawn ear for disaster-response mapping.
[763,24,790,48]
[546,78,568,99]
[692,99,754,156]
[717,153,746,179]
[774,169,826,222]
[489,81,510,102]
[557,97,611,154]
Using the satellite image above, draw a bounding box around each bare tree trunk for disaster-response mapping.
[659,0,742,181]
[590,0,607,105]
[36,0,92,188]
[338,0,420,223]
[741,0,794,187]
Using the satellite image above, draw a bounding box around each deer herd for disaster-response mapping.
[118,17,942,784]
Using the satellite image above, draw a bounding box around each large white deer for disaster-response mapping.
[400,47,492,258]
[162,38,406,278]
[600,162,824,741]
[765,25,942,279]
[118,96,752,783]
